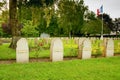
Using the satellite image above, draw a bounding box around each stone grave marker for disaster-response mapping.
[82,39,92,59]
[74,38,79,44]
[78,38,86,58]
[16,38,29,63]
[102,38,107,57]
[50,38,56,60]
[65,38,69,44]
[50,38,63,62]
[106,39,114,57]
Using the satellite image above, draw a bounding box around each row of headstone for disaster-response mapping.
[78,38,114,59]
[16,38,114,63]
[16,38,63,63]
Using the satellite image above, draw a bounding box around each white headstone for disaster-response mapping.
[82,39,92,59]
[40,33,50,38]
[16,38,29,63]
[74,38,79,44]
[78,38,86,58]
[50,38,63,62]
[106,39,114,57]
[50,38,56,60]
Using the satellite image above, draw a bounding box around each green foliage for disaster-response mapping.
[18,0,55,28]
[0,26,3,37]
[26,0,55,7]
[0,57,120,80]
[63,39,78,57]
[81,19,102,35]
[98,13,113,32]
[1,10,9,22]
[0,0,114,37]
[18,6,32,21]
[28,38,50,58]
[0,0,6,10]
[85,11,96,20]
[92,40,103,57]
[21,20,38,37]
[57,0,88,36]
[114,40,120,54]
[35,9,47,36]
[46,15,60,36]
[81,18,111,35]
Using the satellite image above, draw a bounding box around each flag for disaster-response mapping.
[100,5,103,13]
[97,5,103,16]
[97,9,100,16]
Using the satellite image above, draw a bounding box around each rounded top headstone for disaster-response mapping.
[83,39,91,48]
[16,38,28,50]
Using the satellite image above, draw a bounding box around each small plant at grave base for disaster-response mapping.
[92,40,102,57]
[41,39,50,50]
[0,40,2,45]
[68,48,78,57]
[28,39,35,51]
[114,40,120,54]
[34,42,44,59]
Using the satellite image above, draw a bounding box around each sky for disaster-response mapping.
[84,0,120,19]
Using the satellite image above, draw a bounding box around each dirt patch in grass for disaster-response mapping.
[0,54,120,64]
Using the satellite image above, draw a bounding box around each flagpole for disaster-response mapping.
[100,5,103,40]
[100,13,103,40]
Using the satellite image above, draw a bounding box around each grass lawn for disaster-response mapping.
[0,56,120,80]
[0,43,16,59]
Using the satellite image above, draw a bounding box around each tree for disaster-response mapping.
[97,13,113,34]
[57,0,88,37]
[21,20,38,37]
[9,0,56,48]
[112,18,120,36]
[81,12,111,36]
[0,0,9,37]
[46,14,60,36]
[0,0,6,10]
[26,0,55,26]
[9,0,21,49]
[85,11,96,20]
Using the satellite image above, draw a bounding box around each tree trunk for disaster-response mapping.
[9,0,21,49]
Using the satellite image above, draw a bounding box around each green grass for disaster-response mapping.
[0,43,16,59]
[0,56,120,80]
[114,40,120,54]
[91,40,103,56]
[63,39,78,57]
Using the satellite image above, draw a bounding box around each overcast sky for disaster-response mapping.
[84,0,120,19]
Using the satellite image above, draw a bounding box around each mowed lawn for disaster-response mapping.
[0,56,120,80]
